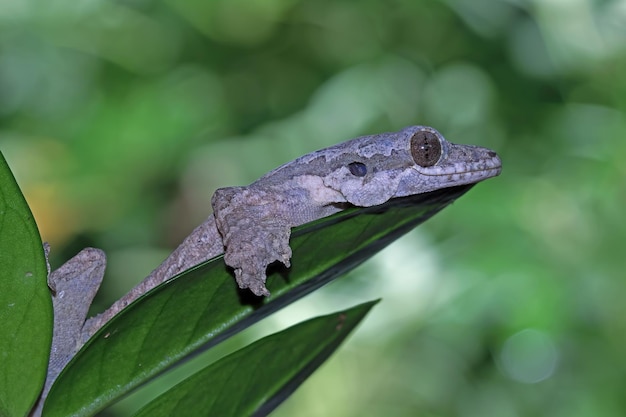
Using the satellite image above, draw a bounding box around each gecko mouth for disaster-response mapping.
[413,150,502,181]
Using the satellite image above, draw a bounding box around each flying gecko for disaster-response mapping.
[39,125,501,400]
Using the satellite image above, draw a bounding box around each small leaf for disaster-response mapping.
[0,152,52,417]
[132,300,378,417]
[44,184,474,417]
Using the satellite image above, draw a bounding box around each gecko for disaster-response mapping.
[39,125,501,407]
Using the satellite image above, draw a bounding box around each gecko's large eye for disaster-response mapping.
[347,162,367,177]
[410,131,442,167]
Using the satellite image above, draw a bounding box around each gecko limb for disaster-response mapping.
[212,186,293,296]
[32,248,106,417]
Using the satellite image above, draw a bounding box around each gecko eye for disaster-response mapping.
[410,131,442,167]
[347,162,367,177]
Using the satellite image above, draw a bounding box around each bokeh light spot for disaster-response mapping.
[499,329,558,384]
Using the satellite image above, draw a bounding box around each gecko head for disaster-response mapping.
[322,125,502,206]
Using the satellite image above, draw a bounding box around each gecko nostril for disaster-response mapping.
[487,151,497,158]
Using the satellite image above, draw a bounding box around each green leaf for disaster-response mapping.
[0,152,52,417]
[132,300,378,417]
[44,184,474,417]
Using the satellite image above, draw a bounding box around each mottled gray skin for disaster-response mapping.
[39,126,500,412]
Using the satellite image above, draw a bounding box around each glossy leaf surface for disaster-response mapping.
[132,301,377,417]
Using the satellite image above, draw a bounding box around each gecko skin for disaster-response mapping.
[40,125,501,410]
[83,125,501,336]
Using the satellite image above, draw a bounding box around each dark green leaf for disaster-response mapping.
[132,300,377,417]
[0,152,52,417]
[44,184,473,417]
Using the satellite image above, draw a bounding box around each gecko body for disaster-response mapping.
[41,126,501,411]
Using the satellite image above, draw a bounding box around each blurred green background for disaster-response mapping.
[1,0,625,416]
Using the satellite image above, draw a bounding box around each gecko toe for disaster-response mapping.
[250,284,271,297]
[234,268,271,297]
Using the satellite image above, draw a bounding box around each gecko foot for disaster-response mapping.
[223,231,292,296]
[213,186,294,296]
[234,269,271,297]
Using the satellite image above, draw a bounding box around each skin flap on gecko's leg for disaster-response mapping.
[212,187,293,296]
[211,125,502,296]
